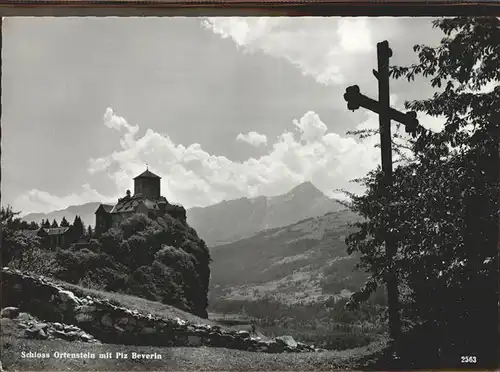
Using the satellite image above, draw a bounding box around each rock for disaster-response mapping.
[141,327,156,334]
[80,333,94,342]
[77,305,96,313]
[1,307,20,319]
[174,317,186,326]
[116,317,129,325]
[53,330,79,341]
[25,326,48,340]
[187,335,202,346]
[101,314,113,327]
[175,334,189,346]
[75,312,93,323]
[33,322,48,330]
[276,335,298,349]
[237,330,250,339]
[38,329,49,339]
[58,290,80,305]
[64,325,80,332]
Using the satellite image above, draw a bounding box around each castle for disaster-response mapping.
[94,168,186,236]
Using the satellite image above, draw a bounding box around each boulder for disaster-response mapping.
[58,290,80,305]
[237,330,250,339]
[53,330,79,341]
[141,327,156,334]
[25,325,49,340]
[276,335,298,349]
[75,312,93,323]
[1,307,20,319]
[101,314,113,327]
[187,335,202,346]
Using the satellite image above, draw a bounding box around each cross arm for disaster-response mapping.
[358,94,413,126]
[343,85,420,135]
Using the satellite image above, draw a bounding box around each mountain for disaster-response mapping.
[21,202,101,228]
[208,208,368,306]
[186,182,345,247]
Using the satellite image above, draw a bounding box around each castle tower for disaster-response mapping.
[133,168,161,199]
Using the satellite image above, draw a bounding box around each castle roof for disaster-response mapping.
[95,204,114,214]
[110,195,167,214]
[134,169,161,180]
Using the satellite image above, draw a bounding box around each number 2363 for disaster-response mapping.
[461,356,477,364]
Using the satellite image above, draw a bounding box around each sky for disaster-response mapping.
[2,16,449,215]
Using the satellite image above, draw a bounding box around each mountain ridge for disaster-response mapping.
[186,182,345,246]
[21,202,102,229]
[20,182,345,246]
[208,208,366,306]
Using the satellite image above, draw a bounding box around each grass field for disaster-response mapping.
[52,279,220,326]
[1,276,390,371]
[1,317,389,371]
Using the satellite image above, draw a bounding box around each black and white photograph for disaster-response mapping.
[1,13,499,371]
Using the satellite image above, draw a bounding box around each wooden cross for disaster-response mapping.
[343,40,421,344]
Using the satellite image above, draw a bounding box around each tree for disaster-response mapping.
[344,17,499,368]
[42,219,51,228]
[87,225,93,238]
[51,219,59,228]
[1,206,41,265]
[28,221,39,230]
[60,217,70,227]
[72,215,85,239]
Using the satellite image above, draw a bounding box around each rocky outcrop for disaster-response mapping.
[6,310,100,343]
[2,268,323,353]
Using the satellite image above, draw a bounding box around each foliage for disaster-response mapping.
[1,206,42,265]
[54,212,211,318]
[8,247,60,277]
[28,221,39,230]
[51,219,59,228]
[72,215,85,239]
[209,296,385,350]
[87,225,93,238]
[60,217,70,227]
[342,17,499,367]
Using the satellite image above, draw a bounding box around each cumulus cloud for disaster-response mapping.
[81,107,384,209]
[14,100,448,215]
[236,131,268,147]
[14,98,451,215]
[201,17,374,85]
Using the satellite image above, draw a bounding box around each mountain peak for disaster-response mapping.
[286,181,324,197]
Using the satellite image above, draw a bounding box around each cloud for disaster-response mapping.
[103,107,140,149]
[202,17,374,85]
[236,131,268,147]
[14,102,448,215]
[337,18,373,53]
[13,184,113,216]
[82,107,384,209]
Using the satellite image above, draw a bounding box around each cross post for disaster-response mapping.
[343,40,421,344]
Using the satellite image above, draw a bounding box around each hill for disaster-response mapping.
[208,208,368,306]
[187,182,345,247]
[21,201,101,228]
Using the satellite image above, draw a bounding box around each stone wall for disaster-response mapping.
[2,268,322,353]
